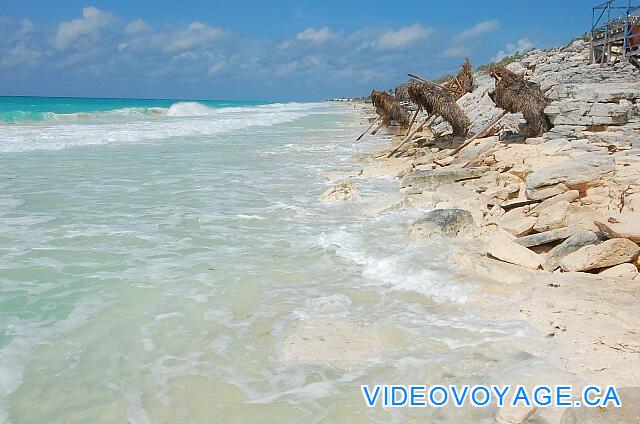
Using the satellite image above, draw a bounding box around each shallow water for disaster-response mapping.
[0,100,543,423]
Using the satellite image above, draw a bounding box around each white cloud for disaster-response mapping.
[125,19,150,35]
[54,6,114,49]
[376,23,433,50]
[276,61,299,76]
[165,21,224,52]
[207,60,225,75]
[453,20,499,42]
[493,38,535,62]
[440,46,470,58]
[296,26,336,43]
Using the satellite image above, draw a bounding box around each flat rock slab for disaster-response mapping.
[525,153,614,199]
[560,238,640,272]
[533,200,570,232]
[599,263,639,280]
[595,215,640,243]
[400,167,487,193]
[516,226,579,248]
[527,190,579,216]
[488,234,542,269]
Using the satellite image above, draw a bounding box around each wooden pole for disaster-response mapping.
[370,120,385,135]
[356,116,380,141]
[403,109,419,138]
[408,73,457,94]
[386,113,434,158]
[450,110,507,156]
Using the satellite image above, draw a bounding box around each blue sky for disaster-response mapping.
[0,0,597,101]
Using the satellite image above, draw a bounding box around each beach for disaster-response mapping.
[0,93,621,423]
[1,41,640,424]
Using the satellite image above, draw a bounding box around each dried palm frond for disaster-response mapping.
[406,80,470,137]
[489,65,551,137]
[370,90,411,127]
[445,58,474,100]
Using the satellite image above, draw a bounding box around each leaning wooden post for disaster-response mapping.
[408,73,459,95]
[450,110,508,156]
[356,116,381,141]
[404,109,420,139]
[370,120,386,135]
[386,113,434,158]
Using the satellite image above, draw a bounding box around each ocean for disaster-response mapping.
[0,97,539,423]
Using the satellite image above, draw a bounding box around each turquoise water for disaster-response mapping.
[0,96,267,123]
[0,98,543,423]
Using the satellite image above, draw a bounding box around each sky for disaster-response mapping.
[0,0,600,101]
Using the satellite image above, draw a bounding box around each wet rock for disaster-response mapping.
[559,238,640,272]
[409,209,477,240]
[488,234,542,269]
[599,263,639,280]
[319,181,360,202]
[543,230,602,271]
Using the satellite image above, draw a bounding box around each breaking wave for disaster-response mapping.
[0,102,322,153]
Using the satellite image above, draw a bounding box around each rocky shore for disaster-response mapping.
[325,39,640,423]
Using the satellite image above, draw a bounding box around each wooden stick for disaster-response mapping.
[408,72,431,83]
[404,109,419,138]
[407,73,455,93]
[370,120,385,135]
[386,113,434,158]
[356,116,380,141]
[450,110,508,156]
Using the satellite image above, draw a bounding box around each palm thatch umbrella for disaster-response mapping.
[406,80,470,137]
[394,82,411,102]
[488,65,551,138]
[445,58,474,100]
[370,90,411,127]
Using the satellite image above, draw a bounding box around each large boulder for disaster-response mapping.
[559,238,640,272]
[409,209,477,240]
